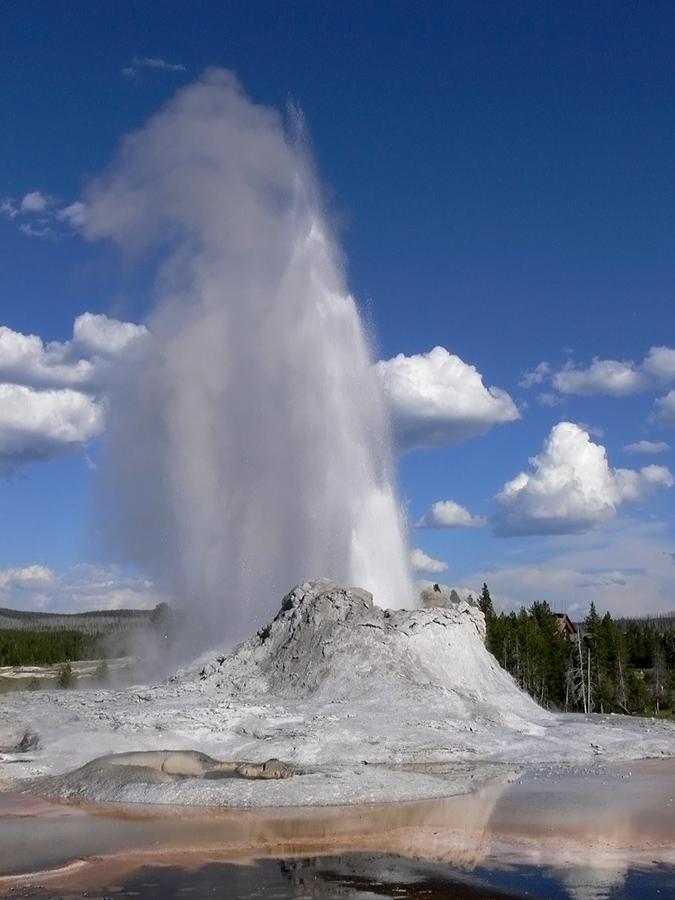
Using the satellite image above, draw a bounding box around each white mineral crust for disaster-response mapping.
[1,579,674,806]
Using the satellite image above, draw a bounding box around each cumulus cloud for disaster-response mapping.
[416,500,486,529]
[522,346,675,400]
[375,346,519,451]
[409,548,448,574]
[0,563,165,613]
[494,422,673,537]
[0,564,55,593]
[0,314,148,475]
[72,312,148,359]
[553,358,648,396]
[623,440,670,454]
[643,346,675,380]
[0,383,104,471]
[0,314,147,390]
[652,391,675,427]
[121,56,187,78]
[0,326,91,391]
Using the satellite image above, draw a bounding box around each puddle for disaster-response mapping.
[1,760,674,899]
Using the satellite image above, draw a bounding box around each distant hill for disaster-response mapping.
[0,603,175,667]
[615,612,675,634]
[0,603,169,635]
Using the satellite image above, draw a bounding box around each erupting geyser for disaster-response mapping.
[86,69,413,654]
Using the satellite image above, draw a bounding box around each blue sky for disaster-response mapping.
[2,1,675,619]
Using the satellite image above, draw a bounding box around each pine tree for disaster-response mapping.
[477,583,497,654]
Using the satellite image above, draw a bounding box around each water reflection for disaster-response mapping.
[4,852,675,900]
[0,854,536,900]
[2,760,675,900]
[0,776,509,882]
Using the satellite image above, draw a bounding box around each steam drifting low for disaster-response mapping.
[85,69,413,654]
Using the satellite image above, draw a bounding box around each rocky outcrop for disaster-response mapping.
[0,728,39,753]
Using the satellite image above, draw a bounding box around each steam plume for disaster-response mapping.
[85,69,413,655]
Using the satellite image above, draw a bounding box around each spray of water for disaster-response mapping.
[85,69,413,656]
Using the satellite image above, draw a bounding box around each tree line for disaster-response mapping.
[477,584,675,716]
[0,628,100,666]
[0,603,170,634]
[0,603,175,668]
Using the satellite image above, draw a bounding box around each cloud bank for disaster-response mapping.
[460,522,675,619]
[376,346,519,451]
[0,314,148,475]
[416,499,486,529]
[495,422,673,536]
[0,563,164,613]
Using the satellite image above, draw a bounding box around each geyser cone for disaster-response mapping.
[87,69,413,655]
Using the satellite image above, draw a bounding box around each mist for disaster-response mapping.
[85,69,413,658]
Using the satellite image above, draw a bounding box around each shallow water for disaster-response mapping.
[1,760,674,900]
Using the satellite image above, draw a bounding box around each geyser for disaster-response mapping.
[86,69,413,654]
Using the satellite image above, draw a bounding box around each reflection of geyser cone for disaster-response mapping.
[0,782,512,895]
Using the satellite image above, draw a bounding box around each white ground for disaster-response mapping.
[1,579,674,807]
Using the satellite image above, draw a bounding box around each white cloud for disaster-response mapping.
[652,390,675,427]
[57,201,86,228]
[523,346,675,400]
[553,358,648,396]
[72,312,148,358]
[0,314,148,474]
[410,548,448,574]
[121,56,186,78]
[623,440,670,454]
[376,346,519,451]
[416,500,486,529]
[0,314,148,392]
[519,361,550,388]
[18,222,51,238]
[0,325,95,390]
[495,422,673,537]
[0,564,55,592]
[1,190,85,238]
[643,346,675,380]
[0,563,165,613]
[20,190,53,213]
[0,199,18,218]
[537,391,563,407]
[0,383,105,471]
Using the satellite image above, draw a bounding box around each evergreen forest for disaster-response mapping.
[0,603,174,667]
[478,584,675,717]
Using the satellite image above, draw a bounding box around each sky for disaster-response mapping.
[2,0,675,622]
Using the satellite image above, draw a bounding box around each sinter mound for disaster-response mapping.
[176,578,546,728]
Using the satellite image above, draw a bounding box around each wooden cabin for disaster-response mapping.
[554,612,578,641]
